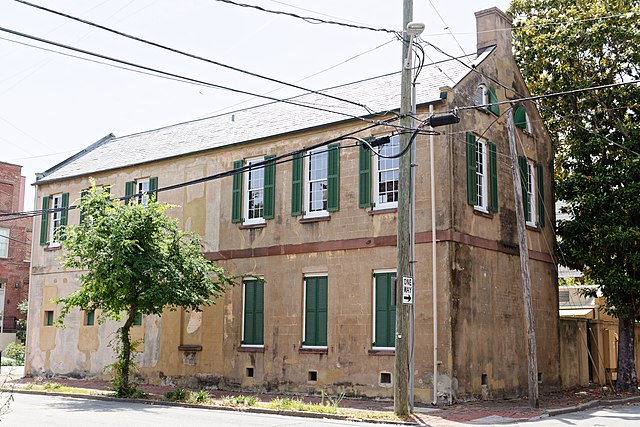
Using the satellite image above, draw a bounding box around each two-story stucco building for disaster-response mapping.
[26,8,559,402]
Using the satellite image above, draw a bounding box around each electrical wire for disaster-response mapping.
[211,0,399,35]
[0,25,409,132]
[0,232,31,246]
[14,0,375,115]
[425,0,468,57]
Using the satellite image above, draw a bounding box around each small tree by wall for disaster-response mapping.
[55,183,234,396]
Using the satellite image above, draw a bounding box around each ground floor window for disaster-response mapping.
[373,271,396,348]
[242,278,264,345]
[303,275,327,347]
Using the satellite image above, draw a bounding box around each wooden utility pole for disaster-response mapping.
[506,108,539,409]
[394,0,413,416]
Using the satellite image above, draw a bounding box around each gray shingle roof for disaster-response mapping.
[38,50,492,184]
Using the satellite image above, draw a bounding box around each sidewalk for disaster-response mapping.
[3,368,640,426]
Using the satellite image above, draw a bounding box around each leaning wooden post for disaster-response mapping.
[506,106,539,409]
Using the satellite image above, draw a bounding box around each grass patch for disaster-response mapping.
[222,394,257,406]
[188,389,210,403]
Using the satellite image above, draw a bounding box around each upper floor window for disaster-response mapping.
[518,156,546,229]
[466,132,498,212]
[125,178,157,206]
[0,228,9,258]
[39,193,69,247]
[232,157,275,225]
[291,144,340,218]
[514,106,531,133]
[475,84,500,116]
[358,135,399,210]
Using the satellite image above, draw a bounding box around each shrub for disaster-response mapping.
[165,387,187,401]
[3,342,25,365]
[188,389,210,403]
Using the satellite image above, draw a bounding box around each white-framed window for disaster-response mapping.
[373,135,400,209]
[0,228,9,258]
[49,194,63,247]
[304,147,328,218]
[243,157,265,225]
[525,160,536,226]
[476,84,488,107]
[475,138,489,212]
[372,269,396,349]
[136,179,150,206]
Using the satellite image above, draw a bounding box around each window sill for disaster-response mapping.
[473,208,494,219]
[368,207,397,216]
[178,344,202,352]
[526,224,540,232]
[238,345,265,353]
[239,222,266,230]
[299,347,328,355]
[44,245,62,252]
[299,215,330,224]
[368,349,395,356]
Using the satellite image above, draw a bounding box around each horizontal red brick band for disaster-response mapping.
[205,228,555,264]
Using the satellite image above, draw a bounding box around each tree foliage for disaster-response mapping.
[510,0,640,392]
[56,182,234,396]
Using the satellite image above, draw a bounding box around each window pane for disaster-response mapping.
[0,228,9,258]
[376,137,399,206]
[246,160,265,220]
[307,150,328,213]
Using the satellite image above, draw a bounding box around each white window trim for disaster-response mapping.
[373,134,400,210]
[135,178,150,206]
[476,84,489,108]
[243,157,266,226]
[372,269,396,350]
[474,138,489,213]
[303,147,329,219]
[0,228,9,258]
[241,276,265,348]
[301,273,328,349]
[526,160,537,227]
[48,194,63,247]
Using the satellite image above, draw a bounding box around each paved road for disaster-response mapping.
[1,392,385,427]
[455,403,640,427]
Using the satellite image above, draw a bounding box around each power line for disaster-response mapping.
[14,0,374,115]
[0,232,31,246]
[0,25,408,132]
[212,0,399,34]
[425,0,468,57]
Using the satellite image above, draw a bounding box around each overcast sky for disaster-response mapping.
[1,0,510,210]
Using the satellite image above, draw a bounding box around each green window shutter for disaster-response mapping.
[514,106,527,129]
[518,156,529,219]
[86,310,95,326]
[327,144,340,212]
[149,176,158,201]
[488,87,500,116]
[79,189,88,224]
[304,276,327,346]
[489,142,498,212]
[358,143,372,208]
[243,279,264,345]
[466,132,478,206]
[133,312,142,326]
[374,273,396,347]
[231,160,243,223]
[291,152,303,216]
[537,163,545,228]
[125,181,135,204]
[58,192,69,241]
[263,156,276,220]
[39,196,50,246]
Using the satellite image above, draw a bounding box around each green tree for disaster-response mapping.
[56,183,234,396]
[509,0,640,392]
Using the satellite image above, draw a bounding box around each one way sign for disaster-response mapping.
[402,276,413,305]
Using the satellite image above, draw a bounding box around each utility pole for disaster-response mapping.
[395,0,413,416]
[506,107,539,409]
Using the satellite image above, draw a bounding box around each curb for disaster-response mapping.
[5,387,417,425]
[546,395,640,417]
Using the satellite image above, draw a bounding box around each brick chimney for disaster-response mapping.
[475,7,512,56]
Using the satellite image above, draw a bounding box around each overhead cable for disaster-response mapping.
[211,0,399,34]
[14,0,375,114]
[0,26,408,131]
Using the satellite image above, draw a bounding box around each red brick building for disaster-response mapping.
[0,161,31,333]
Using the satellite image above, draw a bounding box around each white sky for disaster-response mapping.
[1,0,510,210]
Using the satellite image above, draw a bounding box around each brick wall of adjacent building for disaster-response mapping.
[0,161,31,332]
